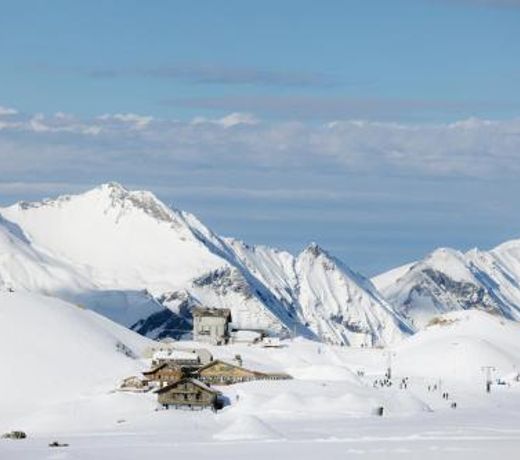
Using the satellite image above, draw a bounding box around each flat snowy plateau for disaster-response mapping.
[2,292,520,460]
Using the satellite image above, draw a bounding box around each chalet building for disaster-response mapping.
[194,359,292,385]
[155,378,223,410]
[192,307,232,345]
[142,363,184,387]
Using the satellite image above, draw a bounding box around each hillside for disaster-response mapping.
[0,291,151,426]
[394,310,520,383]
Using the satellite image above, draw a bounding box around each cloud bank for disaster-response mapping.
[0,106,519,180]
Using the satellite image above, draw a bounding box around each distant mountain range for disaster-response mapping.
[1,182,519,346]
[372,244,520,329]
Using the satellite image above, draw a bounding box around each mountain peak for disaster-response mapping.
[96,181,128,195]
[428,247,465,260]
[87,183,180,224]
[302,242,327,258]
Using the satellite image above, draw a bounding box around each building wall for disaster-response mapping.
[145,367,184,386]
[194,316,229,344]
[197,362,260,384]
[158,382,216,407]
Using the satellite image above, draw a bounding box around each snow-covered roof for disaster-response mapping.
[168,350,199,361]
[192,307,231,318]
[152,349,199,362]
[155,378,220,395]
[152,350,171,361]
[232,330,262,340]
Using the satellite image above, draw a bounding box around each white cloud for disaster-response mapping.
[26,113,102,135]
[0,105,519,179]
[97,112,154,129]
[191,112,259,128]
[0,106,18,116]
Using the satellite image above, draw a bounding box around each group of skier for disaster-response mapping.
[371,375,458,409]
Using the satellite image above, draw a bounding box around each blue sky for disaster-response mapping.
[0,0,520,275]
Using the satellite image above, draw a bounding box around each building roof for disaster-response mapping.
[195,359,264,376]
[192,307,231,319]
[231,330,263,341]
[155,378,220,395]
[194,359,292,380]
[169,350,200,361]
[142,363,181,376]
[153,349,199,362]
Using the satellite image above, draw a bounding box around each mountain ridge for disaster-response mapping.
[0,182,411,346]
[374,240,520,328]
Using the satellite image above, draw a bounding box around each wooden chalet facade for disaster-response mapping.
[155,378,222,410]
[194,359,292,385]
[142,363,184,387]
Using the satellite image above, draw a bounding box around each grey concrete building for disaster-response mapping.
[192,307,231,345]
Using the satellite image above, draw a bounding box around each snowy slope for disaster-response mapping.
[0,211,165,328]
[0,214,92,293]
[0,291,151,421]
[0,183,411,345]
[376,245,520,329]
[294,244,412,346]
[394,309,520,383]
[372,262,415,292]
[471,240,520,315]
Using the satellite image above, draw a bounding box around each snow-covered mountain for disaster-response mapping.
[374,243,520,329]
[228,239,412,346]
[294,244,412,346]
[0,182,411,346]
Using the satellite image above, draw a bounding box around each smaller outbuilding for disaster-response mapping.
[118,375,150,392]
[155,378,223,411]
[229,329,264,344]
